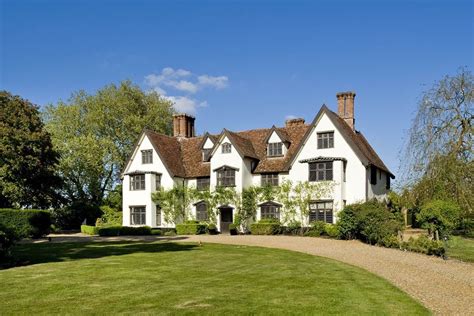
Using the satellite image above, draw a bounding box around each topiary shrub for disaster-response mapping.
[176,221,206,235]
[81,225,99,235]
[0,209,51,239]
[250,219,281,235]
[417,200,461,238]
[206,223,218,235]
[324,223,339,238]
[97,226,122,236]
[120,226,152,236]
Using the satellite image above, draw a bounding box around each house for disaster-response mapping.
[122,92,394,232]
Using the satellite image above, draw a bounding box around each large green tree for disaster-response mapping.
[400,68,473,214]
[0,91,61,208]
[44,81,174,206]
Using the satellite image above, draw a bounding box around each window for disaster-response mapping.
[155,174,161,191]
[309,162,333,181]
[261,173,279,186]
[386,174,391,190]
[370,166,377,185]
[130,206,146,225]
[130,174,145,190]
[309,201,333,223]
[343,161,347,182]
[141,150,153,164]
[222,142,231,154]
[202,149,212,162]
[267,142,283,157]
[197,177,210,191]
[155,206,161,226]
[260,203,280,220]
[196,202,208,221]
[317,132,334,149]
[217,167,235,187]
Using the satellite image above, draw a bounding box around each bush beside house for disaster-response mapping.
[80,225,152,236]
[176,221,206,235]
[250,219,281,235]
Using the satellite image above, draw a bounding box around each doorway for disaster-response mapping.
[219,207,233,233]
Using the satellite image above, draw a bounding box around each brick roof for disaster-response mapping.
[143,105,394,178]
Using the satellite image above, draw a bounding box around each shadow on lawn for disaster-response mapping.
[2,241,198,270]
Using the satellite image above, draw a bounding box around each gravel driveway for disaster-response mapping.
[38,234,473,315]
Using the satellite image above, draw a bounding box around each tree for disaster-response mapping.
[44,81,174,207]
[416,200,461,239]
[0,91,61,208]
[400,68,473,214]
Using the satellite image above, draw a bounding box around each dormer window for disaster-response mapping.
[267,142,283,157]
[222,142,232,154]
[141,149,153,164]
[202,149,212,162]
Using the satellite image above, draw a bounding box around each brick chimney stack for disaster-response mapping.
[173,114,195,138]
[336,91,356,131]
[285,118,305,128]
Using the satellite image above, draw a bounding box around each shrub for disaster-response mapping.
[151,229,162,236]
[401,235,445,256]
[176,221,206,235]
[250,219,281,235]
[359,210,402,245]
[164,230,177,236]
[81,225,99,235]
[97,226,122,236]
[337,206,359,240]
[324,223,339,238]
[307,221,326,237]
[381,235,400,248]
[206,223,218,235]
[0,209,51,238]
[229,223,238,235]
[417,200,461,238]
[285,220,302,235]
[120,226,152,236]
[96,206,122,227]
[455,217,474,238]
[0,223,19,259]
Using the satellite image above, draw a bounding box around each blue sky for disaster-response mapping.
[1,0,473,181]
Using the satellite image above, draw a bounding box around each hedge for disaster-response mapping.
[250,220,281,235]
[80,225,152,236]
[176,221,206,235]
[0,209,51,239]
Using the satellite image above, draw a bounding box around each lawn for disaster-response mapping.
[0,241,428,315]
[447,236,474,263]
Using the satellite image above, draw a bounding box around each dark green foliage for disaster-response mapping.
[285,220,303,235]
[51,202,102,229]
[0,209,51,238]
[0,91,61,208]
[229,223,238,235]
[176,221,206,235]
[206,223,218,235]
[250,219,281,235]
[337,201,403,245]
[151,229,162,236]
[454,217,474,238]
[120,226,151,236]
[417,200,461,238]
[97,226,122,236]
[163,230,177,236]
[401,236,445,256]
[80,225,99,235]
[0,223,19,259]
[381,235,401,249]
[306,221,326,237]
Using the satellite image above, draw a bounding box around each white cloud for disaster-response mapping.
[144,67,229,114]
[197,75,229,89]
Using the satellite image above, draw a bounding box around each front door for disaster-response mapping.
[220,208,233,233]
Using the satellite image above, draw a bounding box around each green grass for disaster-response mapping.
[0,241,428,315]
[447,236,474,262]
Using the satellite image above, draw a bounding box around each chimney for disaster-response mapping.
[336,91,356,130]
[173,114,195,138]
[285,118,305,128]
